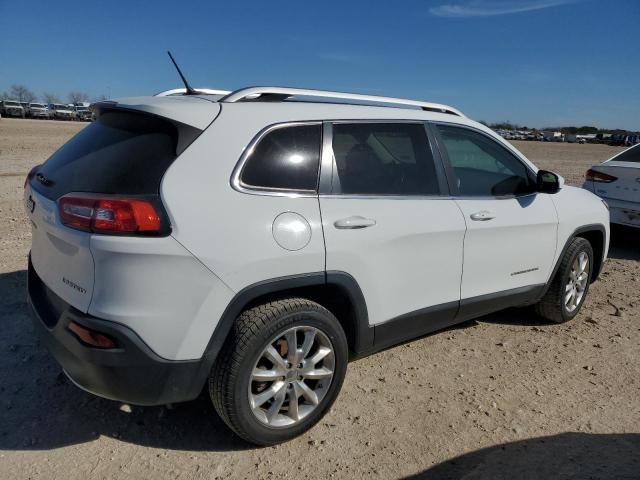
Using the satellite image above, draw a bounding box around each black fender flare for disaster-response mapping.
[191,271,372,392]
[538,223,607,300]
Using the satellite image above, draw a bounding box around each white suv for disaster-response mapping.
[25,86,609,445]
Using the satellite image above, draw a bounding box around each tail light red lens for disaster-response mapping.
[585,169,617,183]
[59,195,163,234]
[68,321,118,349]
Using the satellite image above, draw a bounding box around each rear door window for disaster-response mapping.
[239,124,322,191]
[331,123,440,195]
[30,110,198,200]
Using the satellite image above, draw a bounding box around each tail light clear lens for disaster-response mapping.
[58,194,165,234]
[585,169,617,183]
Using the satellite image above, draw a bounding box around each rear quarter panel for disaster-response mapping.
[161,106,327,293]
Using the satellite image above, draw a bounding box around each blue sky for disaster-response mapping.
[0,0,638,130]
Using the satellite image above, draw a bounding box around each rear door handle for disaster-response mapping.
[470,210,495,221]
[334,216,376,229]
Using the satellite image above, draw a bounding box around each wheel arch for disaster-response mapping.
[574,226,606,281]
[202,271,372,368]
[549,224,607,289]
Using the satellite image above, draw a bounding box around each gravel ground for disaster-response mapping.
[0,118,638,479]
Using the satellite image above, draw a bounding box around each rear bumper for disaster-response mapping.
[27,259,209,405]
[601,197,640,228]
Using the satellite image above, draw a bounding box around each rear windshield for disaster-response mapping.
[613,144,640,163]
[31,110,197,200]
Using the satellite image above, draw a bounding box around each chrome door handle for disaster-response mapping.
[334,216,377,229]
[470,210,495,221]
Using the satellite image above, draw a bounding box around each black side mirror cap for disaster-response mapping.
[537,170,560,194]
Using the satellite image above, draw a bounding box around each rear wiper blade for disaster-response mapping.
[36,172,53,186]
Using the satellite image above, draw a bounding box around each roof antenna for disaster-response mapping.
[167,51,197,95]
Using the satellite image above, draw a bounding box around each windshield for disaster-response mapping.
[5,101,20,107]
[30,103,45,108]
[53,104,67,110]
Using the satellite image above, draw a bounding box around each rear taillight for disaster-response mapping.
[586,169,617,183]
[58,194,165,234]
[24,165,39,188]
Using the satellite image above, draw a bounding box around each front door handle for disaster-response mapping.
[470,210,495,221]
[334,216,377,229]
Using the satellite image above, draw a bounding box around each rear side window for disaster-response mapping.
[240,124,321,191]
[435,124,535,197]
[31,110,198,200]
[332,123,439,195]
[614,144,640,163]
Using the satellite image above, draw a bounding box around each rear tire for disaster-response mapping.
[210,298,348,445]
[535,237,593,323]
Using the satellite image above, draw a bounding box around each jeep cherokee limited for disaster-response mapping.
[25,86,609,445]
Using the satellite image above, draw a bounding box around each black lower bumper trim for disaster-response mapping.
[28,260,208,406]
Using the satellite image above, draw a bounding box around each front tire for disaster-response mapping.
[210,298,348,445]
[535,237,594,323]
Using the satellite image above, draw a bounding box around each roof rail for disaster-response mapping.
[155,88,231,97]
[219,86,465,117]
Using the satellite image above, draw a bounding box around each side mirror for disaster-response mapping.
[537,170,561,194]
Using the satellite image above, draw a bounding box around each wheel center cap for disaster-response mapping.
[286,370,297,381]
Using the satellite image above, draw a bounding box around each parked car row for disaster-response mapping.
[0,100,94,121]
[496,128,640,146]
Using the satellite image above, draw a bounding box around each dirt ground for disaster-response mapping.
[0,118,638,479]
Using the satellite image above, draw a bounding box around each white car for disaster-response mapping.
[25,86,609,445]
[28,103,50,119]
[48,103,75,120]
[583,144,640,228]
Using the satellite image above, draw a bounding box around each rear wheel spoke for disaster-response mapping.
[249,325,335,427]
[297,380,319,405]
[310,346,331,366]
[251,381,285,409]
[303,367,333,379]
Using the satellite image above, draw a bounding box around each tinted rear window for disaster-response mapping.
[614,144,640,163]
[31,111,196,200]
[240,124,321,191]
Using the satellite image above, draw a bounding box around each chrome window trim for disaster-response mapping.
[230,121,323,198]
[319,194,452,200]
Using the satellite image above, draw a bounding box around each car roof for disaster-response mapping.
[99,87,536,170]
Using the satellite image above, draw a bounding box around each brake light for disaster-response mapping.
[24,165,39,188]
[586,169,617,183]
[58,195,162,234]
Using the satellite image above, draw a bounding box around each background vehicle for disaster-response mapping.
[74,106,92,121]
[584,143,640,228]
[47,103,75,120]
[28,102,50,119]
[1,100,25,118]
[25,86,609,445]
